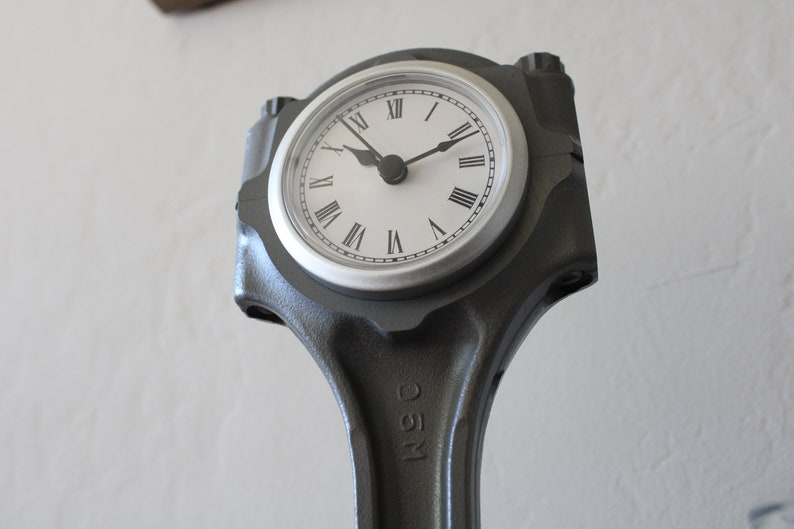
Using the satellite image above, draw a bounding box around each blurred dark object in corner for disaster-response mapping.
[152,0,233,13]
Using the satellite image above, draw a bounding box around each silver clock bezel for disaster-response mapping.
[268,60,529,297]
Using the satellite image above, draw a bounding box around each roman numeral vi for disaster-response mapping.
[387,230,403,254]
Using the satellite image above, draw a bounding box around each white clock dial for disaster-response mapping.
[269,61,529,297]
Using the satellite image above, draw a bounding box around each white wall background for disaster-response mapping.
[1,0,793,528]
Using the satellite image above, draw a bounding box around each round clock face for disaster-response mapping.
[268,61,528,297]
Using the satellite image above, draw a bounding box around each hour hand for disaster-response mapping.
[344,145,379,166]
[338,114,383,162]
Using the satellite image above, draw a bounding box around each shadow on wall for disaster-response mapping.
[749,498,794,529]
[151,0,239,14]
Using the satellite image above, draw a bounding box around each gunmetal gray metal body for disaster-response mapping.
[235,49,597,529]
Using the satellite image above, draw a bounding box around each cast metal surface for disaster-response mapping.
[235,49,597,529]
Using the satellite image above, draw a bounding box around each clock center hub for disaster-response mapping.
[378,154,408,185]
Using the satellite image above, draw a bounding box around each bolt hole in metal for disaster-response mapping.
[547,271,594,301]
[246,305,286,325]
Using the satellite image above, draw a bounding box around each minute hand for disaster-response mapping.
[404,130,480,166]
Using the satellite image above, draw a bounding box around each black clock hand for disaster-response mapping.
[338,115,384,162]
[346,145,407,185]
[343,145,379,166]
[403,130,479,166]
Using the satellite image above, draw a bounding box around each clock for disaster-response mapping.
[235,49,597,529]
[268,61,528,297]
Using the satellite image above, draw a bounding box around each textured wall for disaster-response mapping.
[1,0,793,528]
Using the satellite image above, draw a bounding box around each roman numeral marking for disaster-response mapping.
[447,122,473,140]
[314,200,342,228]
[348,112,369,133]
[387,98,403,120]
[458,155,486,168]
[342,222,366,250]
[321,142,344,156]
[448,187,478,209]
[387,230,403,254]
[424,102,439,122]
[428,218,446,240]
[309,175,334,188]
